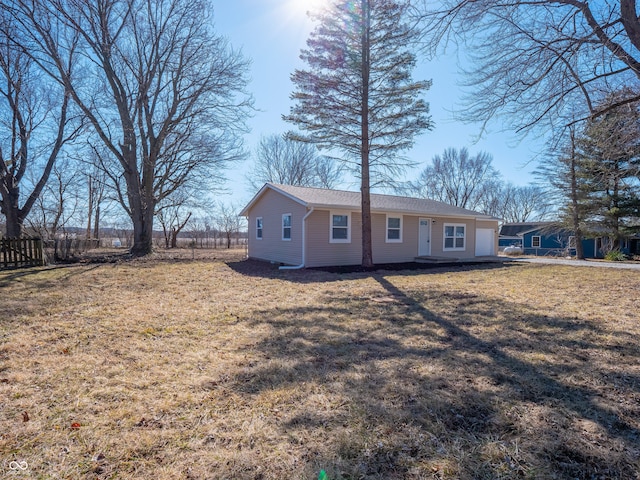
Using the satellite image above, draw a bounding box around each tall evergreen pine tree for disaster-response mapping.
[285,0,432,267]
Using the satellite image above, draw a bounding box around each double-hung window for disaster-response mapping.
[386,216,402,242]
[532,236,541,248]
[330,212,350,243]
[256,217,263,239]
[282,214,292,240]
[444,224,466,250]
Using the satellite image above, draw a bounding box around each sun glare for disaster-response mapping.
[287,0,329,18]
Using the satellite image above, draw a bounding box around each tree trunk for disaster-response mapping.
[130,207,154,256]
[125,165,155,256]
[86,176,93,239]
[612,172,621,250]
[94,206,100,240]
[569,130,585,260]
[360,0,373,268]
[171,228,178,248]
[3,185,24,238]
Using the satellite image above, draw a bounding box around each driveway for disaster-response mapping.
[507,256,640,271]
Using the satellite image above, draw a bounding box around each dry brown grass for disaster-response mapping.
[1,250,639,479]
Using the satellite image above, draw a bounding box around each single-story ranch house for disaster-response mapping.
[239,183,500,268]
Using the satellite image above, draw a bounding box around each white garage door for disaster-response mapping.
[475,228,495,256]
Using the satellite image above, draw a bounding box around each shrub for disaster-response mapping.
[605,250,627,262]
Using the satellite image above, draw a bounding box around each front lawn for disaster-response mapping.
[1,251,638,479]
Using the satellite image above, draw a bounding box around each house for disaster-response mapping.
[239,183,500,268]
[498,222,639,258]
[499,222,577,256]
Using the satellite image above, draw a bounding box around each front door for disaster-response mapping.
[418,218,431,256]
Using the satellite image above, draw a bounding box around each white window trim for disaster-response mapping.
[443,223,466,251]
[282,213,292,241]
[386,215,403,243]
[256,217,263,240]
[329,211,351,243]
[532,235,541,248]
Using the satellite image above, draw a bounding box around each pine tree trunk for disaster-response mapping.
[360,0,373,268]
[569,131,585,260]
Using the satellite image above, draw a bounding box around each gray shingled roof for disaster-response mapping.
[499,222,555,237]
[241,183,497,219]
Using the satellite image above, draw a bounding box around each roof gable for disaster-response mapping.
[241,183,497,219]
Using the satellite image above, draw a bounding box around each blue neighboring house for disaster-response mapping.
[498,222,634,258]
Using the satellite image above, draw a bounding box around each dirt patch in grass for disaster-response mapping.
[1,253,639,479]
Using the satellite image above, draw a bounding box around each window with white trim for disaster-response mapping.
[330,212,351,243]
[532,235,541,248]
[386,215,402,242]
[444,224,466,250]
[256,217,263,239]
[282,214,291,240]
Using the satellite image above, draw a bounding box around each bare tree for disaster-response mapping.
[156,191,194,249]
[186,216,209,248]
[410,147,499,210]
[247,134,342,191]
[500,184,551,223]
[27,157,83,240]
[8,0,252,255]
[85,166,108,241]
[285,0,432,267]
[416,1,640,136]
[0,10,79,238]
[215,202,243,249]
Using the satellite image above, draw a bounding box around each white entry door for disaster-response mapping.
[418,218,431,256]
[475,228,495,256]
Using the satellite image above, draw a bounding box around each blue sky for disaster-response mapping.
[213,0,544,206]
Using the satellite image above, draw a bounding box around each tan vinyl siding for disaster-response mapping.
[246,188,306,265]
[476,220,497,230]
[372,214,418,264]
[306,210,362,267]
[305,213,496,266]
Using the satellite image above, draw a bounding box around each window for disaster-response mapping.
[282,214,291,240]
[568,236,576,248]
[532,236,541,248]
[444,224,466,250]
[330,212,350,243]
[256,217,263,239]
[386,215,402,242]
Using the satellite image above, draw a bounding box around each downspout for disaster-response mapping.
[279,207,314,270]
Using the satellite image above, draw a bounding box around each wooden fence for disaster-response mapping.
[50,238,100,261]
[0,238,45,270]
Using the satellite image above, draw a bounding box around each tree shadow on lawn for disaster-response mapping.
[0,263,74,288]
[217,272,639,479]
